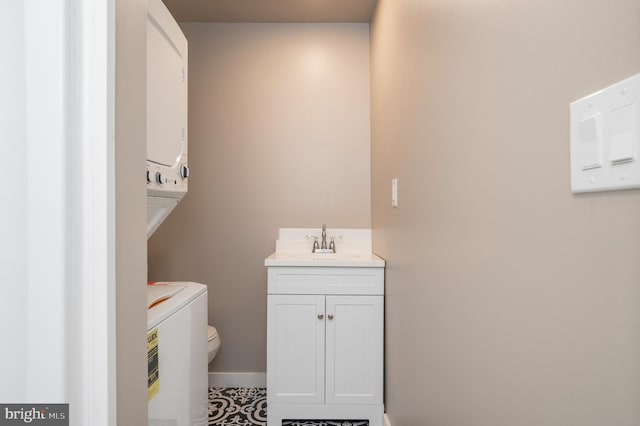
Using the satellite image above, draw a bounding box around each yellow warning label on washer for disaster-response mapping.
[147,328,159,401]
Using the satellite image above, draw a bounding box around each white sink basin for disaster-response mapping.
[264,251,385,267]
[264,228,385,268]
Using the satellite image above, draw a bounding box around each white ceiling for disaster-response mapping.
[162,0,378,23]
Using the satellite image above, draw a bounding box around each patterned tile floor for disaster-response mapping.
[209,388,267,426]
[208,388,368,426]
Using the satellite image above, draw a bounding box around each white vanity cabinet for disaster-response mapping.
[266,265,385,426]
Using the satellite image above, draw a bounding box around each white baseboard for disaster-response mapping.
[208,372,266,388]
[384,413,391,426]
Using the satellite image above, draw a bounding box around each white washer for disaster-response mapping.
[147,282,208,426]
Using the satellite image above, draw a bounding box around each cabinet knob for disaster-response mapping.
[327,314,334,320]
[318,314,324,320]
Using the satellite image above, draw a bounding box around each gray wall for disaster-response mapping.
[370,0,640,425]
[116,0,148,423]
[148,23,372,372]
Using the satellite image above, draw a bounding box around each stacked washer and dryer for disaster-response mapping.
[146,0,220,424]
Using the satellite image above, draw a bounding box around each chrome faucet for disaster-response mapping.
[312,224,335,253]
[321,225,327,249]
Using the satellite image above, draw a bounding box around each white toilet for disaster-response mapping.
[207,325,221,363]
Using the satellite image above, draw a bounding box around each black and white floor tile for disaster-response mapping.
[209,387,267,426]
[208,388,368,426]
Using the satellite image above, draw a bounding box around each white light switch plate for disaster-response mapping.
[570,73,640,193]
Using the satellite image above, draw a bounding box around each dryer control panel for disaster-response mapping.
[146,159,188,198]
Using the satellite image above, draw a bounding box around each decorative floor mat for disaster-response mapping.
[283,422,368,426]
[208,387,369,426]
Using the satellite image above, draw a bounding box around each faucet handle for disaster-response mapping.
[313,237,320,252]
[328,237,335,252]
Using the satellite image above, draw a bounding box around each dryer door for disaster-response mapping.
[147,0,187,168]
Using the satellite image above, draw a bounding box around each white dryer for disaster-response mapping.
[146,0,189,239]
[147,282,208,426]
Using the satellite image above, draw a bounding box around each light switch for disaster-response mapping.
[391,178,398,208]
[609,102,636,164]
[578,114,602,170]
[570,73,640,193]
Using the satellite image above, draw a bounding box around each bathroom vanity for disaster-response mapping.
[265,228,385,426]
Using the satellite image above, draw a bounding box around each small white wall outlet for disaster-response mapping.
[391,178,398,208]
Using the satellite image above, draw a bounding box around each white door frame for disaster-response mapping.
[0,1,116,425]
[77,1,117,425]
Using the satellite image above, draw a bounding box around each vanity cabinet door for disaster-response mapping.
[325,295,383,405]
[267,295,325,404]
